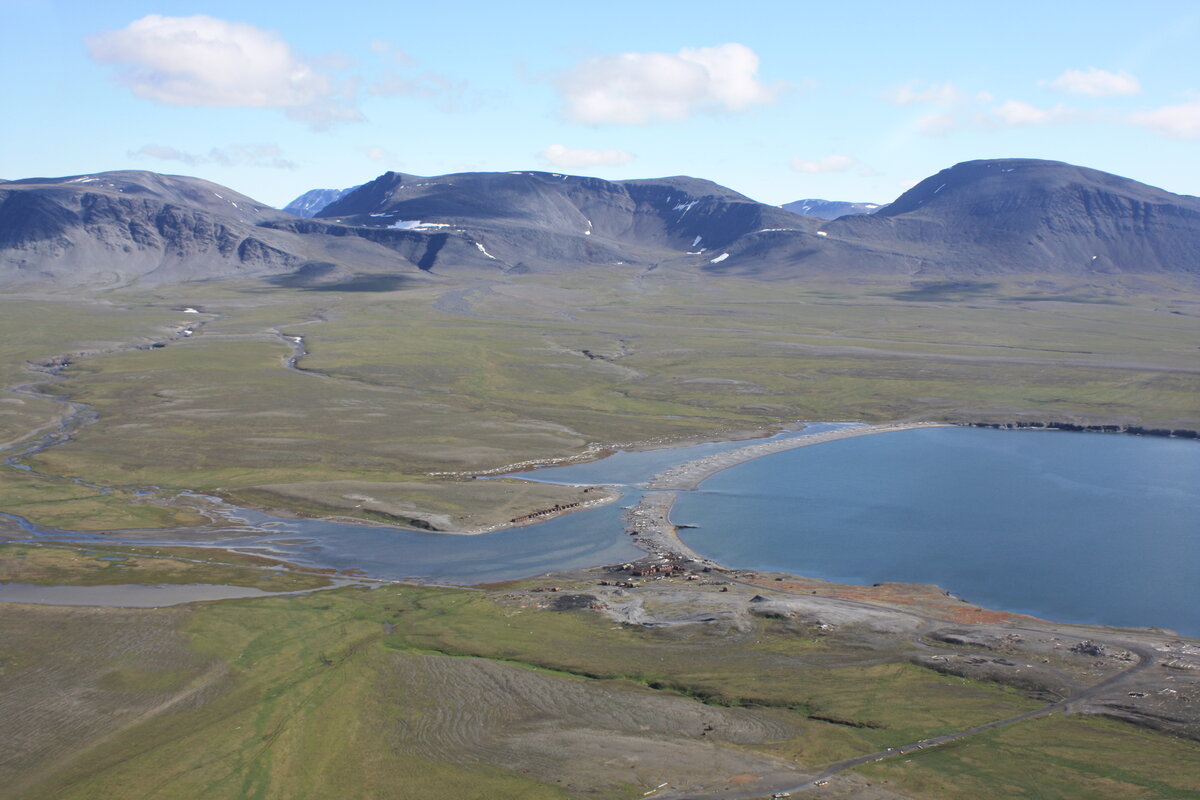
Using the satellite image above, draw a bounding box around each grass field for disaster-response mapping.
[0,543,331,592]
[856,714,1200,798]
[2,270,1196,531]
[4,579,1197,800]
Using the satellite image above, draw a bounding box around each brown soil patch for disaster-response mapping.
[727,772,762,785]
[747,577,1037,626]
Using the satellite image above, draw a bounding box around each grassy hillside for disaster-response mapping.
[3,565,1196,800]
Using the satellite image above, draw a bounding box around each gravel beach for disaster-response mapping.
[645,421,950,491]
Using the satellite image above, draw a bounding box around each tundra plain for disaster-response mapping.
[1,268,1199,799]
[4,268,1198,533]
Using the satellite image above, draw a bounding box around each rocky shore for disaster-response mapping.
[621,492,720,569]
[962,420,1199,438]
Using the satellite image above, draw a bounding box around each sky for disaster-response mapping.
[4,0,1200,208]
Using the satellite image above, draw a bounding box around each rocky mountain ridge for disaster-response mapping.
[781,198,886,219]
[282,185,361,218]
[819,159,1200,280]
[2,159,1197,290]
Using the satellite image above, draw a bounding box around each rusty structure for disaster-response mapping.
[509,501,584,524]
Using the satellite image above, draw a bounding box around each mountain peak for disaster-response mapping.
[2,160,1198,289]
[782,198,885,220]
[283,185,361,218]
[878,158,1193,219]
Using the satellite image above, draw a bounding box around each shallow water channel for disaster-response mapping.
[3,424,1196,634]
[1,426,833,588]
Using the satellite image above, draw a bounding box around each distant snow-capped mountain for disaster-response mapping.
[781,199,886,219]
[283,186,361,218]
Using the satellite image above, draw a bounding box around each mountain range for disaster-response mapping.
[781,199,886,219]
[282,185,361,218]
[2,159,1197,290]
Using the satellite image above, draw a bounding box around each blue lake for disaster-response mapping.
[671,427,1199,635]
[6,424,1196,635]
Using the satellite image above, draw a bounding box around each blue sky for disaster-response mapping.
[4,0,1199,207]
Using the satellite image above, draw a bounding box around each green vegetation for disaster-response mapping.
[379,586,1041,751]
[0,300,183,449]
[223,479,614,531]
[0,543,332,591]
[2,589,568,800]
[2,271,1196,531]
[857,715,1200,799]
[0,467,207,530]
[4,580,1196,800]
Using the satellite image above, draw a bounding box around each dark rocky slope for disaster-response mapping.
[295,170,818,272]
[0,172,465,289]
[823,159,1200,279]
[3,159,1198,289]
[0,172,311,288]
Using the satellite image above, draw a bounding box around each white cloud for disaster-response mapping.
[285,103,364,130]
[790,154,856,174]
[914,111,960,136]
[990,100,1078,126]
[884,81,997,137]
[368,38,416,66]
[363,146,398,163]
[211,144,297,169]
[559,43,777,124]
[1046,68,1140,97]
[370,71,480,113]
[1129,101,1200,139]
[883,80,965,106]
[129,143,296,170]
[129,144,204,166]
[88,15,358,127]
[537,144,635,168]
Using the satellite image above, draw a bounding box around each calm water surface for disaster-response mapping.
[673,427,1199,635]
[5,425,1195,633]
[5,499,642,587]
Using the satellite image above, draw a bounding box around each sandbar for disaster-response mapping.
[645,421,949,491]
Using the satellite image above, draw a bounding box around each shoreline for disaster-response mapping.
[207,422,946,540]
[645,421,949,492]
[622,492,720,569]
[622,422,950,570]
[617,422,1199,639]
[130,420,1194,540]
